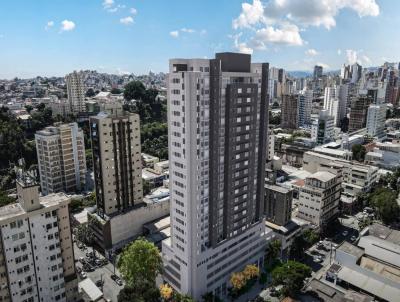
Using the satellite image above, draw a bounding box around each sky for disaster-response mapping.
[0,0,399,79]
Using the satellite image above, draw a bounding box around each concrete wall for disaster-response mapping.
[110,200,170,249]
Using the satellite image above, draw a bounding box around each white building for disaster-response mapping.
[298,89,313,128]
[65,71,86,114]
[366,104,386,138]
[162,53,270,300]
[35,123,86,195]
[297,171,341,228]
[311,110,335,145]
[0,175,78,302]
[324,84,348,127]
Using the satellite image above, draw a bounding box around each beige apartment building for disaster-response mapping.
[0,174,78,302]
[35,123,86,195]
[297,171,341,228]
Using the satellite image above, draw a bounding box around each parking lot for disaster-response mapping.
[74,243,123,302]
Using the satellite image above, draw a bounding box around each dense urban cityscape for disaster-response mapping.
[1,0,399,302]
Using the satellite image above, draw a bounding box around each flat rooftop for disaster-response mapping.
[337,241,364,259]
[0,193,69,222]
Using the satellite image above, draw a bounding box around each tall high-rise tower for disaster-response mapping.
[162,53,269,299]
[90,110,143,217]
[65,71,86,114]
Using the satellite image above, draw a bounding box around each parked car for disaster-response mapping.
[350,235,357,242]
[76,266,82,274]
[80,272,87,279]
[116,278,123,286]
[342,231,348,236]
[313,256,323,263]
[79,257,86,264]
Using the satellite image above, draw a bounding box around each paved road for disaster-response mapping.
[74,243,122,302]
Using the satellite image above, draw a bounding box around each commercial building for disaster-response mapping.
[0,174,78,302]
[348,96,372,133]
[162,53,270,300]
[35,123,86,195]
[297,171,341,228]
[65,71,86,114]
[281,94,298,130]
[366,104,386,138]
[323,84,348,127]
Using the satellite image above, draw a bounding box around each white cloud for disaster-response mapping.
[305,48,318,56]
[45,21,54,30]
[233,33,254,54]
[60,20,75,32]
[130,8,137,15]
[263,0,379,30]
[120,16,134,25]
[231,0,380,52]
[251,23,304,47]
[337,49,342,55]
[181,28,196,33]
[103,0,114,9]
[346,49,358,64]
[361,55,371,65]
[170,31,179,38]
[345,49,372,66]
[316,62,330,69]
[233,0,264,29]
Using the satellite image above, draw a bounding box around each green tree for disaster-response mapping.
[118,280,160,302]
[368,188,399,225]
[352,144,366,162]
[111,87,122,94]
[271,261,311,297]
[266,240,281,263]
[75,224,94,246]
[25,105,33,113]
[0,190,15,207]
[86,88,96,97]
[118,238,163,287]
[85,149,93,170]
[124,81,146,101]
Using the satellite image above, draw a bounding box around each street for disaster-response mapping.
[74,243,122,302]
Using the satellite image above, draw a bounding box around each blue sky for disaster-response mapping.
[0,0,398,79]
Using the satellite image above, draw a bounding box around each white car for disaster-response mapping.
[80,272,87,279]
[313,256,323,263]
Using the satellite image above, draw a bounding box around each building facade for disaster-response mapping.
[90,111,143,217]
[35,123,86,195]
[162,53,270,299]
[298,89,313,128]
[0,175,78,302]
[348,96,372,133]
[281,94,299,130]
[366,104,386,138]
[297,171,341,228]
[264,184,292,226]
[65,71,86,114]
[311,110,335,145]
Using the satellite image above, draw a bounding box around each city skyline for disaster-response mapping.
[0,0,398,79]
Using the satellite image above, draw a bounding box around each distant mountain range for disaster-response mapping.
[287,70,341,78]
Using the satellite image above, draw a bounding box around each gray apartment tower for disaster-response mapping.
[162,53,269,299]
